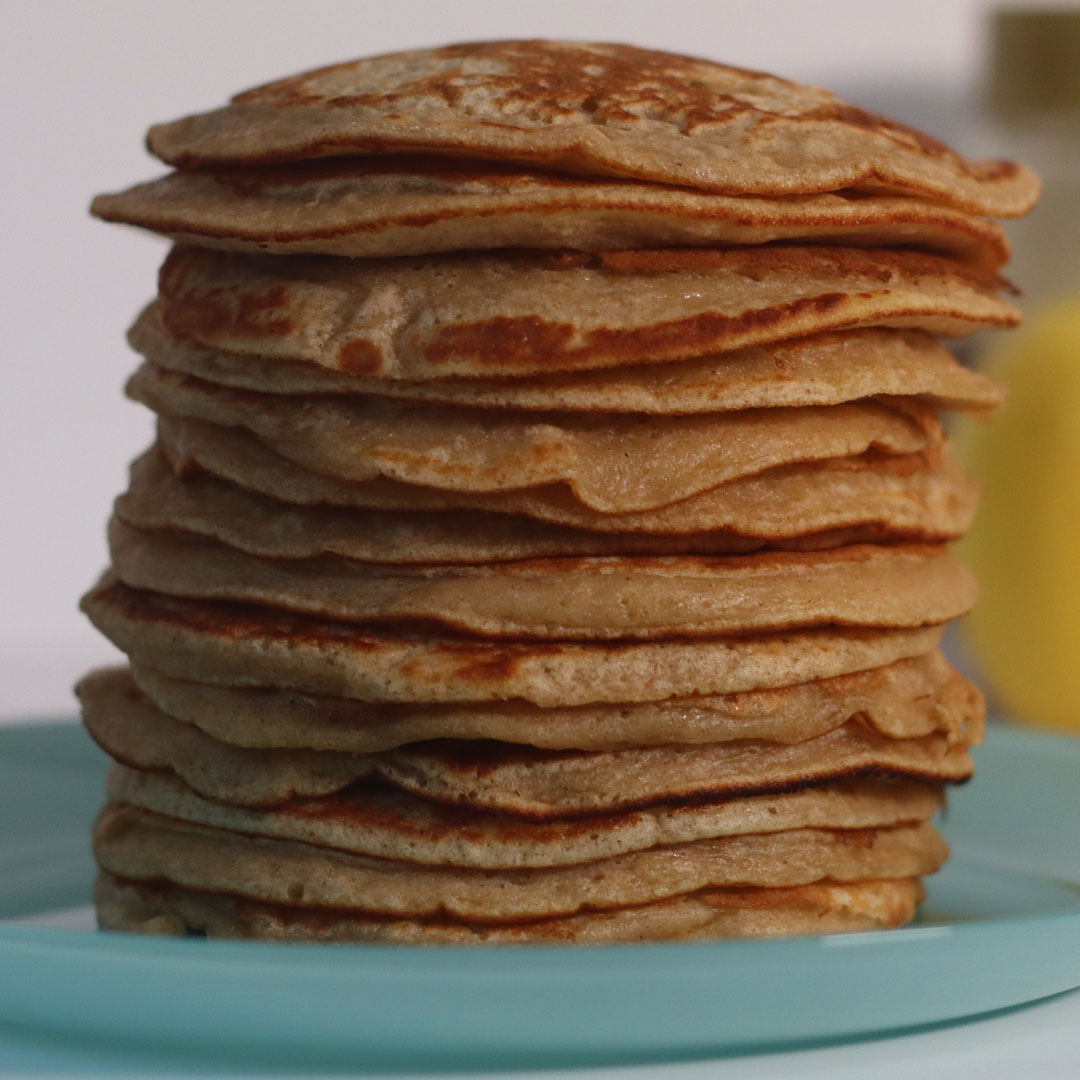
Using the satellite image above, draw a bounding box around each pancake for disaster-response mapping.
[108,523,977,639]
[81,577,947,706]
[79,668,373,805]
[93,803,948,919]
[106,762,943,868]
[130,362,944,512]
[118,445,979,562]
[95,872,926,943]
[117,449,967,562]
[79,668,979,813]
[143,41,1038,217]
[126,651,979,752]
[91,158,1011,267]
[154,246,1018,380]
[378,724,978,818]
[129,366,942,513]
[131,308,1006,415]
[156,418,978,539]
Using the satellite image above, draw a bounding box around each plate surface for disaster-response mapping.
[1,720,1079,1071]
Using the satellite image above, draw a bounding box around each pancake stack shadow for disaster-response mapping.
[80,42,1036,943]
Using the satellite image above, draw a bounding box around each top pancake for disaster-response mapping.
[144,41,1038,218]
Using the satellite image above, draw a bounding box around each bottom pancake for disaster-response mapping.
[95,872,925,944]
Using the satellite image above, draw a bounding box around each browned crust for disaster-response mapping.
[152,245,1018,379]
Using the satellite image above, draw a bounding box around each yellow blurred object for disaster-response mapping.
[960,299,1080,731]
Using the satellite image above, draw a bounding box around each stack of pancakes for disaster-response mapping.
[80,42,1036,943]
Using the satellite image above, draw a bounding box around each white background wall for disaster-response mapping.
[0,0,1037,718]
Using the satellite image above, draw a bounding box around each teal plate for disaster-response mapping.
[1,720,1079,1072]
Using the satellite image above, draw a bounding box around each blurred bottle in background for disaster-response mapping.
[985,7,1080,304]
[961,7,1080,733]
